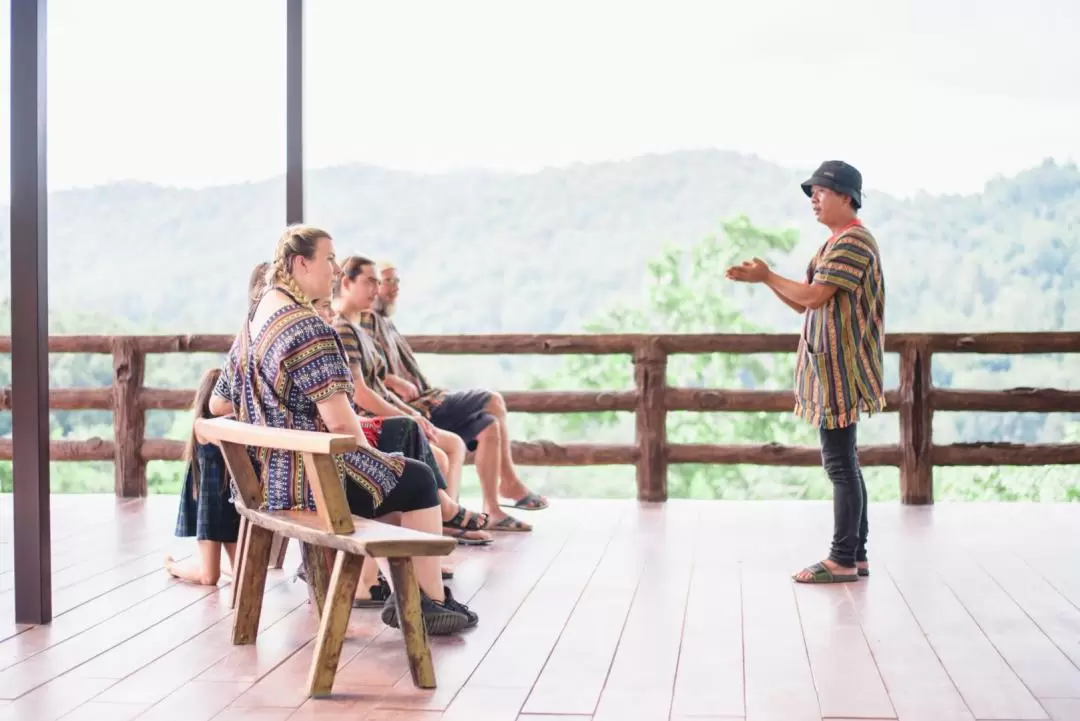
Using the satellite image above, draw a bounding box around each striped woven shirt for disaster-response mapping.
[793,221,886,429]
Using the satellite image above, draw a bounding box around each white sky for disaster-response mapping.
[1,0,1079,199]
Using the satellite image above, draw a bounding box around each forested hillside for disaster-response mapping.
[0,152,1076,499]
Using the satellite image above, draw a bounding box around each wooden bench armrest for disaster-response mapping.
[195,417,357,455]
[239,507,455,558]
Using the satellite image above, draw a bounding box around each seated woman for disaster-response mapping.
[329,257,490,543]
[213,225,477,635]
[164,367,241,585]
[314,295,491,607]
[236,284,476,605]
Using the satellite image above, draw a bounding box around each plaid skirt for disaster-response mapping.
[174,442,242,543]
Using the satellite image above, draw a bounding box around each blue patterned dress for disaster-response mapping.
[212,301,406,513]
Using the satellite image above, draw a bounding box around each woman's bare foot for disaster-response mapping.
[164,554,221,586]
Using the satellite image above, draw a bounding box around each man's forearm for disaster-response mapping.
[768,284,806,313]
[353,383,403,419]
[389,392,418,417]
[765,271,827,309]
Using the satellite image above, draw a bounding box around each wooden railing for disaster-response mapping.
[1,332,1079,504]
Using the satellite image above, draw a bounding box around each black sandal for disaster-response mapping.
[352,576,392,608]
[443,506,490,532]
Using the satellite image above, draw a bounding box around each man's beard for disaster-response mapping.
[373,295,395,317]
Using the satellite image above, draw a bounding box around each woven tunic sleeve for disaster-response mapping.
[282,316,355,404]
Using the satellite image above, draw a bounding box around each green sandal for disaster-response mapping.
[792,561,858,584]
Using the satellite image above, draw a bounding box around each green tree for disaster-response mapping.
[523,216,829,500]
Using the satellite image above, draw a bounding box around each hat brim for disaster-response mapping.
[801,175,862,209]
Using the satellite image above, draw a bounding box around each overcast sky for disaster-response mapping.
[1,0,1078,198]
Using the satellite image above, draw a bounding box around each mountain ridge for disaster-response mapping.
[0,151,1075,338]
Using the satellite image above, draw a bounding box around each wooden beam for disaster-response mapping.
[667,443,902,466]
[0,332,1079,357]
[500,390,636,413]
[931,388,1080,413]
[10,0,52,624]
[0,438,116,462]
[0,386,914,415]
[6,437,1080,471]
[195,417,358,456]
[933,443,1080,466]
[925,333,1080,355]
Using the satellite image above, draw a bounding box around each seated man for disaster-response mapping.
[367,261,549,530]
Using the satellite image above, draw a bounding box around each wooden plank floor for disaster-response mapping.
[1,494,1079,721]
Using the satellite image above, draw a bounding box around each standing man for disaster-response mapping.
[726,160,885,584]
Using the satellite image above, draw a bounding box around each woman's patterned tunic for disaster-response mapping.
[213,302,406,513]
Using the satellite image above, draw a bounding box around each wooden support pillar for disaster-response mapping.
[286,0,304,224]
[10,0,52,624]
[633,340,668,502]
[899,339,933,504]
[112,338,147,496]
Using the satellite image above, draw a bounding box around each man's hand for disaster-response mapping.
[725,257,770,284]
[387,374,420,401]
[416,414,438,442]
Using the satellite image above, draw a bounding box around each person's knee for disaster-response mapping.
[443,431,466,458]
[401,458,440,508]
[478,418,502,443]
[486,391,507,415]
[199,570,221,586]
[822,451,858,484]
[820,428,858,482]
[431,444,449,468]
[377,511,403,526]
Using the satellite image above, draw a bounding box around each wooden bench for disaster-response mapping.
[195,416,456,696]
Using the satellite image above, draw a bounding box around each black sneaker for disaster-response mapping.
[439,586,478,628]
[380,591,469,636]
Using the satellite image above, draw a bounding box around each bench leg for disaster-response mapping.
[269,534,289,569]
[230,516,250,610]
[307,550,364,697]
[388,557,437,689]
[300,543,333,618]
[232,524,274,645]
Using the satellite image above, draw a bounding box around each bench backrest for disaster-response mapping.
[195,417,358,535]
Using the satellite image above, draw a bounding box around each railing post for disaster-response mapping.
[899,338,933,504]
[633,340,668,502]
[112,338,147,497]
